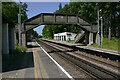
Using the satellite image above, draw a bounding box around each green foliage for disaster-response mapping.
[27,30,39,41]
[15,44,27,53]
[67,40,75,43]
[43,2,120,39]
[59,3,62,10]
[2,2,28,23]
[48,37,53,40]
[82,40,86,44]
[91,37,119,50]
[15,44,21,53]
[27,37,32,42]
[21,46,27,53]
[42,24,81,39]
[38,35,43,38]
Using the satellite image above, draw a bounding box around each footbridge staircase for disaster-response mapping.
[75,30,85,43]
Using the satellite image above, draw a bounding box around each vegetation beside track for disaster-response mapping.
[91,37,119,51]
[67,40,75,43]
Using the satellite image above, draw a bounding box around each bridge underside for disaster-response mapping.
[15,13,98,46]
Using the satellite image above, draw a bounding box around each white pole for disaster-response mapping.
[18,1,21,50]
[98,10,100,46]
[101,17,103,46]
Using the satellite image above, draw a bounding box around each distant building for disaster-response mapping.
[54,32,77,41]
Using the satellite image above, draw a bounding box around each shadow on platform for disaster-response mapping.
[27,45,40,48]
[2,51,34,72]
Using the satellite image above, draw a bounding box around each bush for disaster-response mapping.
[15,44,27,53]
[27,37,32,42]
[82,40,86,44]
[48,37,53,40]
[15,44,21,53]
[21,46,27,53]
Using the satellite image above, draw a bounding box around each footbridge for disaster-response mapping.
[15,13,98,46]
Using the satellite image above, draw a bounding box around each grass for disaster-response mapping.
[91,37,119,51]
[67,40,75,43]
[48,37,54,40]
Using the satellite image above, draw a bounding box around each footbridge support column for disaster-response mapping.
[85,31,94,45]
[94,33,98,44]
[22,32,27,47]
[10,27,15,53]
[89,32,94,45]
[2,23,9,59]
[85,31,89,45]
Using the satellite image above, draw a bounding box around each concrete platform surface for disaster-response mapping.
[32,42,70,78]
[2,41,72,79]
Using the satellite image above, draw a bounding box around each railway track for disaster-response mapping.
[37,39,120,79]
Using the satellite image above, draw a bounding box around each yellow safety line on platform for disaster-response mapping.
[32,42,38,80]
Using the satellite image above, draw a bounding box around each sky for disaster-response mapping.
[25,2,69,35]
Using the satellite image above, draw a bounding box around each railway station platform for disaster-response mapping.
[2,41,72,79]
[30,42,71,78]
[40,38,120,56]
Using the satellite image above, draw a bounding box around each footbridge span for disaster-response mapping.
[15,13,98,46]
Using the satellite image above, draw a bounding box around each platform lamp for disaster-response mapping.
[97,9,102,46]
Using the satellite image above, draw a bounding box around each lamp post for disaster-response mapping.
[97,9,102,46]
[18,1,22,50]
[100,17,103,45]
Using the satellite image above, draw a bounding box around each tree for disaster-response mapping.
[2,2,28,24]
[42,2,120,39]
[38,35,43,38]
[59,3,62,10]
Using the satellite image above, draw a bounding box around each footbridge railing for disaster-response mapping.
[15,13,98,33]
